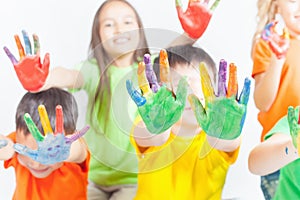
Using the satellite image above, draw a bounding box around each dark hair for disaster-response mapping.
[88,0,150,131]
[16,88,78,136]
[153,44,217,86]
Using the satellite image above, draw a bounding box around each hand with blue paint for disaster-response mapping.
[3,30,50,92]
[14,105,89,165]
[261,20,290,59]
[188,59,251,140]
[127,50,188,134]
[0,140,8,148]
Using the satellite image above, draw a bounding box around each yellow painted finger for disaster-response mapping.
[138,62,151,97]
[200,62,215,103]
[14,35,25,59]
[227,63,238,98]
[38,105,53,135]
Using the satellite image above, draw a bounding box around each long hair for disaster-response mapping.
[251,0,277,57]
[88,0,149,132]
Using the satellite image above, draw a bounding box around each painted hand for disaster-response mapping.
[3,30,50,92]
[0,140,8,148]
[261,21,290,59]
[176,0,221,39]
[127,50,188,134]
[13,105,89,165]
[189,60,251,139]
[287,106,300,154]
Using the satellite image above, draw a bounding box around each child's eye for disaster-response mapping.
[47,147,53,151]
[55,145,61,148]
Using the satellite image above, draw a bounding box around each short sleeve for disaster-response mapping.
[264,116,290,141]
[252,39,272,78]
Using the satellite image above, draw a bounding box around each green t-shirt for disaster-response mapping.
[264,116,300,199]
[75,59,140,186]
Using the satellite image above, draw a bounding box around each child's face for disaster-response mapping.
[99,1,140,58]
[16,131,62,179]
[277,0,300,37]
[171,63,205,129]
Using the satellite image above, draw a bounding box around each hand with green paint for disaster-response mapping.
[127,50,188,134]
[13,105,89,165]
[189,60,251,140]
[3,30,50,92]
[287,106,300,154]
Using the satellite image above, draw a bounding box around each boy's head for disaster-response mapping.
[15,87,79,178]
[154,44,216,130]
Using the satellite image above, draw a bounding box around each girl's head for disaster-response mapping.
[253,0,300,47]
[89,0,149,66]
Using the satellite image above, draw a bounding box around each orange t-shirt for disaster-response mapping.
[252,38,300,141]
[4,132,90,200]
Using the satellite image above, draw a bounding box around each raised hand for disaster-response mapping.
[3,30,50,92]
[127,50,188,134]
[189,60,251,139]
[261,21,290,59]
[13,105,89,165]
[176,0,221,39]
[287,106,300,154]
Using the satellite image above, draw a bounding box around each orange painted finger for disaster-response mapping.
[14,35,25,59]
[227,63,238,98]
[159,49,172,89]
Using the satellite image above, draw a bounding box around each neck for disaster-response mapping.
[112,52,135,68]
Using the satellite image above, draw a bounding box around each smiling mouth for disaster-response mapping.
[49,151,59,158]
[114,37,129,44]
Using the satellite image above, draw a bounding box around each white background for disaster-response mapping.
[0,0,264,199]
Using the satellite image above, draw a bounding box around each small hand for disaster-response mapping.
[287,106,300,154]
[13,105,89,165]
[127,50,188,134]
[189,59,251,139]
[261,21,290,59]
[0,140,8,148]
[3,30,50,92]
[176,0,221,39]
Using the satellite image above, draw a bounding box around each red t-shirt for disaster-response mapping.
[4,132,90,200]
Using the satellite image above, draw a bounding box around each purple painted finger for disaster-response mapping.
[144,54,160,93]
[217,59,227,97]
[3,46,18,65]
[66,125,90,144]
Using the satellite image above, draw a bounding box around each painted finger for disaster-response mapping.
[0,140,8,148]
[159,49,172,90]
[188,94,206,124]
[3,46,18,65]
[144,54,160,93]
[227,63,238,98]
[288,106,299,148]
[200,62,215,103]
[38,105,53,135]
[175,77,188,106]
[217,59,227,97]
[55,105,64,135]
[33,34,40,55]
[66,125,90,144]
[24,113,44,142]
[22,30,32,55]
[238,78,251,105]
[13,143,37,159]
[126,80,146,106]
[138,61,151,96]
[210,0,221,11]
[14,35,25,59]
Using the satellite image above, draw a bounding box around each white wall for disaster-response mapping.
[0,0,264,199]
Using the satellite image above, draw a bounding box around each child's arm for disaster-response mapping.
[253,21,289,112]
[248,133,296,176]
[189,60,251,152]
[128,51,188,147]
[0,135,15,160]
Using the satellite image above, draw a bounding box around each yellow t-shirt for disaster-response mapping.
[130,128,239,200]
